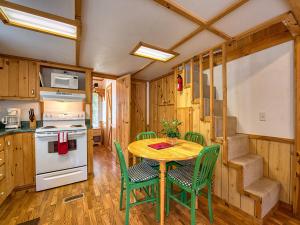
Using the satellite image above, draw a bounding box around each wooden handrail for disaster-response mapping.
[209,50,215,140]
[199,54,204,120]
[222,43,228,164]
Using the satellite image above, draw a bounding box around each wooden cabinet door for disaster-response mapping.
[5,135,14,194]
[22,133,34,185]
[0,58,9,97]
[19,60,29,97]
[13,133,23,187]
[8,59,19,97]
[28,61,37,98]
[87,129,94,175]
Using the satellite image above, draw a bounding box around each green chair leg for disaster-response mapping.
[166,180,170,216]
[120,177,124,210]
[125,189,130,225]
[156,183,160,221]
[208,184,214,223]
[190,193,196,225]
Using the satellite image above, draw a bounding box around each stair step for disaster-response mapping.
[215,116,237,137]
[245,177,280,218]
[228,134,249,161]
[230,154,263,188]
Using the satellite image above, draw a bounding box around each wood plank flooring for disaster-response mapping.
[0,146,300,225]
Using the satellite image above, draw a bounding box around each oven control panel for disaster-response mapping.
[43,112,85,121]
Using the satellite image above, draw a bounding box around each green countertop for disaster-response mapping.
[0,128,36,136]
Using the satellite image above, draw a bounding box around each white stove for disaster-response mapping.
[35,112,87,191]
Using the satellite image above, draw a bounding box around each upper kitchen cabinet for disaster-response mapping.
[157,74,175,106]
[0,57,38,100]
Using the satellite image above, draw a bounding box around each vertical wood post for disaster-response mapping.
[294,36,300,215]
[209,50,215,140]
[199,54,204,120]
[190,59,194,103]
[222,43,228,164]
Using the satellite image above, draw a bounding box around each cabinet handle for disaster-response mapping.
[7,141,10,146]
[0,173,3,177]
[31,89,35,95]
[0,192,4,196]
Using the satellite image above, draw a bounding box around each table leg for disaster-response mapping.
[159,161,166,225]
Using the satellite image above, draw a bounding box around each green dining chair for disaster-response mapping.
[114,141,160,225]
[166,144,220,224]
[136,131,160,167]
[176,131,206,166]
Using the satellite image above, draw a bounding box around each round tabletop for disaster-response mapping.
[127,138,204,162]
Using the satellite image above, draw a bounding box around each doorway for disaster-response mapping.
[92,77,116,151]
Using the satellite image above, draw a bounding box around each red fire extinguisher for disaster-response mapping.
[177,75,183,91]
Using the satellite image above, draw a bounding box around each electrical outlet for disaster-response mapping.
[259,112,266,121]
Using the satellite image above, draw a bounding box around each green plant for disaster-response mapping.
[160,119,182,138]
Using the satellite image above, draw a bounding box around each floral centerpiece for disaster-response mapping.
[160,119,182,145]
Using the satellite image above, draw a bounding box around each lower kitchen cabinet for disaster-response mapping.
[87,129,94,175]
[0,133,35,205]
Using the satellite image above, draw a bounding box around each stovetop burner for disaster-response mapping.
[41,126,57,129]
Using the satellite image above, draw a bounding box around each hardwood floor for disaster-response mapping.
[0,146,299,225]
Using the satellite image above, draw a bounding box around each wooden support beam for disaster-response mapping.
[282,13,300,37]
[199,54,204,121]
[287,0,300,24]
[294,35,300,216]
[190,58,194,103]
[222,43,228,164]
[209,50,215,140]
[75,0,82,66]
[153,0,231,40]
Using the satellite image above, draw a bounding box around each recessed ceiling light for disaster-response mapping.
[0,2,78,40]
[131,42,179,62]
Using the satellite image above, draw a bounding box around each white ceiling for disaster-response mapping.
[0,0,291,80]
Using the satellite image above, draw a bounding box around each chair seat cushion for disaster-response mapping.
[143,158,160,167]
[167,165,194,188]
[128,162,159,183]
[175,159,196,166]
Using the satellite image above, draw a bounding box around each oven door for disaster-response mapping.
[35,129,87,174]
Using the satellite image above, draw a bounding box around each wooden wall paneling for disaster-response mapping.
[28,61,37,98]
[190,59,194,104]
[18,60,29,97]
[22,133,34,185]
[176,107,192,135]
[0,58,9,96]
[209,50,215,140]
[221,162,229,202]
[105,84,113,149]
[130,81,146,142]
[8,59,19,97]
[166,75,175,105]
[149,81,158,133]
[268,142,291,204]
[192,105,200,132]
[228,167,241,208]
[294,35,300,215]
[199,54,204,121]
[214,143,222,197]
[87,129,94,175]
[249,139,257,154]
[256,140,270,177]
[157,77,165,105]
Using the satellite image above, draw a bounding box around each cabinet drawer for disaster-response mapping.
[0,138,4,151]
[0,164,5,181]
[0,151,4,166]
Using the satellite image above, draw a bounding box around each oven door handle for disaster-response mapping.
[36,133,58,138]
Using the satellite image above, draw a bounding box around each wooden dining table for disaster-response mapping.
[127,138,204,225]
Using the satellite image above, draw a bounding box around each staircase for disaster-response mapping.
[200,73,281,220]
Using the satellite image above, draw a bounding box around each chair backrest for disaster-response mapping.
[192,144,220,189]
[184,131,205,146]
[136,131,157,141]
[114,141,129,183]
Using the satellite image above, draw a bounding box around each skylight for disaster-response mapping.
[0,6,77,39]
[131,42,179,62]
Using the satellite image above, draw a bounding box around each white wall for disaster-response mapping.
[213,41,294,139]
[0,101,41,121]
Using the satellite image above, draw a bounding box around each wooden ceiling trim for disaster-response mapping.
[92,72,119,80]
[287,0,300,24]
[133,0,248,77]
[153,0,231,40]
[75,0,82,66]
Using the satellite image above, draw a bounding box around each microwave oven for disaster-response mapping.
[51,73,79,90]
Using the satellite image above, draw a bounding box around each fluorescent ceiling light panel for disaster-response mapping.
[132,42,178,62]
[0,6,77,39]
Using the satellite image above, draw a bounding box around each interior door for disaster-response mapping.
[105,83,112,150]
[116,75,131,165]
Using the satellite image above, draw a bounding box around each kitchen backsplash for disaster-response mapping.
[0,101,41,121]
